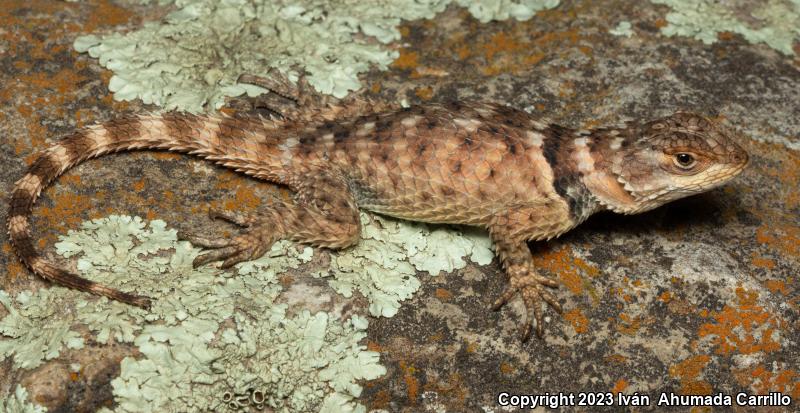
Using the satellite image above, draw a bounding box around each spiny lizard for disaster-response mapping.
[7,74,749,340]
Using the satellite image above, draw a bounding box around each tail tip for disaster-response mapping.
[130,295,153,310]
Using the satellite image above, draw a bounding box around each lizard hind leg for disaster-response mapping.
[180,170,361,269]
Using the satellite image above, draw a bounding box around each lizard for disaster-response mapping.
[6,73,749,341]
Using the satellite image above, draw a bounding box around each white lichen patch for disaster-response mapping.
[108,309,382,413]
[457,0,560,23]
[0,215,383,412]
[0,385,48,413]
[0,213,493,411]
[651,0,800,56]
[0,288,85,370]
[74,0,560,112]
[609,21,634,37]
[316,213,493,318]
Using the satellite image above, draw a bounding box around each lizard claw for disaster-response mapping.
[188,230,272,269]
[491,272,562,342]
[178,212,275,269]
[208,209,256,228]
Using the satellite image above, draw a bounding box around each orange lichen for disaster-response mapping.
[611,378,628,395]
[431,6,592,77]
[756,141,800,210]
[421,373,468,408]
[455,45,470,60]
[604,354,627,364]
[616,312,647,336]
[533,245,598,297]
[669,355,712,395]
[392,49,420,71]
[523,52,545,66]
[483,32,522,60]
[415,86,434,100]
[752,367,800,398]
[755,224,800,258]
[434,288,452,301]
[81,0,136,32]
[368,389,390,410]
[696,287,781,355]
[36,190,96,243]
[764,280,788,295]
[3,242,26,282]
[659,291,672,303]
[734,366,800,398]
[499,361,515,375]
[367,340,382,353]
[750,253,776,269]
[59,174,81,187]
[399,360,419,403]
[2,0,141,165]
[564,308,589,334]
[480,31,539,76]
[19,69,87,96]
[132,179,146,192]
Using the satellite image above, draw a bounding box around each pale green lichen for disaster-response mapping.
[609,21,634,37]
[74,0,560,112]
[0,215,377,412]
[456,0,560,23]
[317,213,492,317]
[0,385,48,413]
[0,289,84,370]
[651,0,800,55]
[0,211,494,410]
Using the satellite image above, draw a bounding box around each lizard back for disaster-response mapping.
[283,101,580,228]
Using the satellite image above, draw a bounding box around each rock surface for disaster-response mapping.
[0,0,797,412]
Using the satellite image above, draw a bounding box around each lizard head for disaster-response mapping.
[599,112,749,214]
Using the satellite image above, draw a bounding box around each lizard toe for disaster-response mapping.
[493,271,563,341]
[178,231,230,249]
[209,209,257,228]
[193,246,239,268]
[188,225,276,269]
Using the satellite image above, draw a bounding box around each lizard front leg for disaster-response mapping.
[489,206,571,341]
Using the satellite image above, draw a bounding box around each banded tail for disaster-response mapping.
[7,113,288,307]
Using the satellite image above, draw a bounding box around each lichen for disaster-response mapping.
[609,21,634,37]
[651,0,800,56]
[73,0,560,112]
[0,289,85,370]
[0,211,494,411]
[315,213,493,317]
[0,385,48,413]
[0,215,382,412]
[455,0,560,23]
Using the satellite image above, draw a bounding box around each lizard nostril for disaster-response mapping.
[732,150,749,166]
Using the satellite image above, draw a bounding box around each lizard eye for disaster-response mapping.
[673,153,696,169]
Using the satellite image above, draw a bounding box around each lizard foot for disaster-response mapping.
[178,210,275,269]
[491,270,562,341]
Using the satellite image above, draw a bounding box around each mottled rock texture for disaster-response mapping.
[0,0,797,412]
